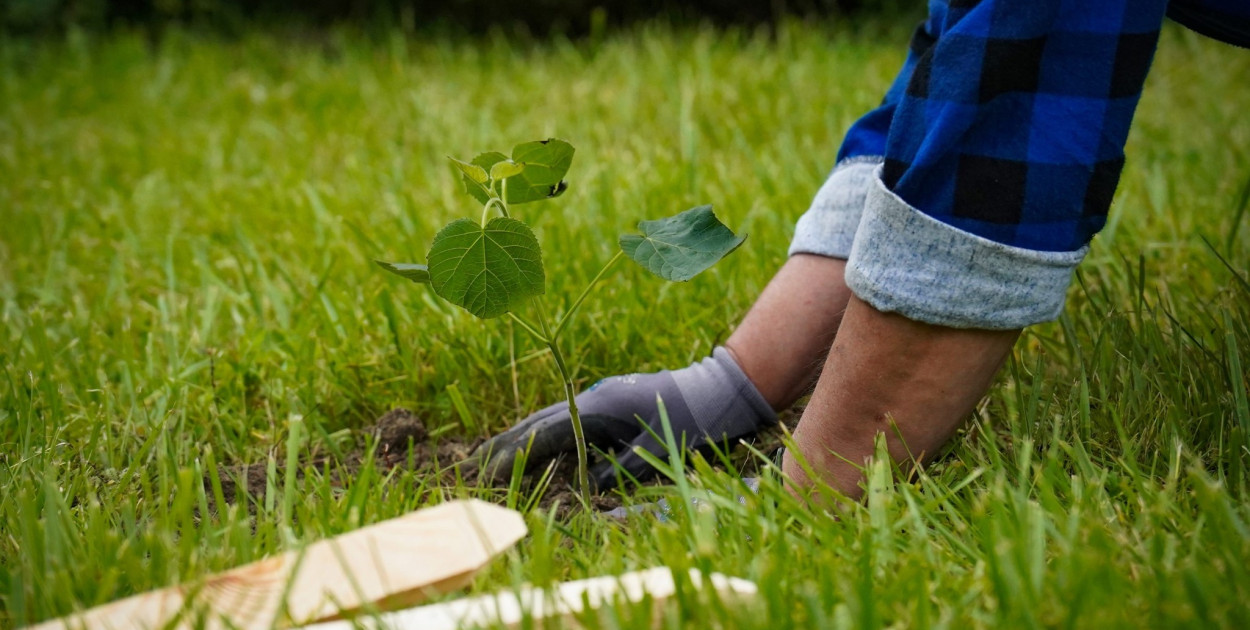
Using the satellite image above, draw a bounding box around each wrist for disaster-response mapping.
[710,346,778,425]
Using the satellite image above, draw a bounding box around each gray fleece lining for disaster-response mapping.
[844,166,1087,330]
[788,158,883,260]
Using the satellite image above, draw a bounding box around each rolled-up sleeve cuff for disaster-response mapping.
[788,156,883,260]
[845,167,1088,330]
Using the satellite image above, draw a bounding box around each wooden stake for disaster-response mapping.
[28,500,527,630]
[300,567,758,630]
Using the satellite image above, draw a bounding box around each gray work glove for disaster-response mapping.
[467,346,777,490]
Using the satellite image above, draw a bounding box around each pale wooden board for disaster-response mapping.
[28,500,527,630]
[301,567,758,630]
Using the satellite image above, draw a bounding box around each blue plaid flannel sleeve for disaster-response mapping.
[792,0,1185,329]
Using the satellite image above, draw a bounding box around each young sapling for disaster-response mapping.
[378,138,744,505]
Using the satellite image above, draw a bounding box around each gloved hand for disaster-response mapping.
[466,346,777,490]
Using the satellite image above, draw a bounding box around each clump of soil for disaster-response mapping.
[370,408,429,455]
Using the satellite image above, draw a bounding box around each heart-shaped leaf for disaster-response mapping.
[505,139,574,204]
[620,205,745,282]
[427,217,545,319]
[375,260,431,284]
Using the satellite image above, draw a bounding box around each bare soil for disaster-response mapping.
[207,408,623,517]
[207,407,795,519]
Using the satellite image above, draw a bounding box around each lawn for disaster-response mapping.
[2,16,1249,629]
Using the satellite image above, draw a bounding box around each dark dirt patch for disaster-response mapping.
[518,451,626,519]
[209,408,476,508]
[207,407,796,518]
[214,464,272,507]
[369,407,429,455]
[206,408,614,516]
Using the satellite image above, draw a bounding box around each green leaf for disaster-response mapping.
[374,260,430,284]
[427,217,545,319]
[505,138,574,204]
[490,160,525,181]
[619,205,745,282]
[462,151,508,205]
[449,156,488,185]
[458,141,575,205]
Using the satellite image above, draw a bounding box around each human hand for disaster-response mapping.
[465,347,777,490]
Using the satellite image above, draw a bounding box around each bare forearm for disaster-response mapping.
[725,254,853,411]
[783,295,1019,500]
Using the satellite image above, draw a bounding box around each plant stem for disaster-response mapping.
[552,250,624,343]
[481,198,504,226]
[507,312,547,343]
[481,181,510,225]
[533,297,592,506]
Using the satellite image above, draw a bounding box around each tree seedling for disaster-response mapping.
[377,138,744,505]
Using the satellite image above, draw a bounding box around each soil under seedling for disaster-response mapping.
[207,407,794,518]
[211,409,471,505]
[208,408,625,517]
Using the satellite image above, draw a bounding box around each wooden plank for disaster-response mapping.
[301,567,758,630]
[28,500,527,630]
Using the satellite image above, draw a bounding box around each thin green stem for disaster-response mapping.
[553,250,625,343]
[481,197,506,226]
[533,297,592,506]
[534,295,556,346]
[507,312,547,343]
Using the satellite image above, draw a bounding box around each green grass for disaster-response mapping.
[2,17,1250,629]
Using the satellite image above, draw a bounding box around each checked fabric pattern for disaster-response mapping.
[838,0,1171,253]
